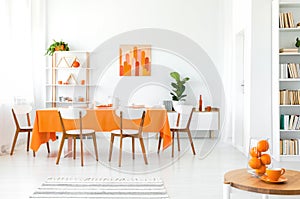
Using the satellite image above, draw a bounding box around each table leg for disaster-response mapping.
[223,184,231,199]
[262,194,269,199]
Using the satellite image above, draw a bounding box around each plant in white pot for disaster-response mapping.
[170,71,190,107]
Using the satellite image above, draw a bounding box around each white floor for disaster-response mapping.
[0,134,299,199]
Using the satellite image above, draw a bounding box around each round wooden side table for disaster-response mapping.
[223,168,300,199]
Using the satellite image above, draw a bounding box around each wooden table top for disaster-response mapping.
[224,168,300,195]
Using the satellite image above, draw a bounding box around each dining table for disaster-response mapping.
[30,107,172,152]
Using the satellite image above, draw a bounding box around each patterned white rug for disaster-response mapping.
[30,177,169,198]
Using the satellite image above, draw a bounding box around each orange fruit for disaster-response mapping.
[250,147,261,158]
[257,140,269,152]
[255,164,266,175]
[248,157,262,169]
[260,154,271,165]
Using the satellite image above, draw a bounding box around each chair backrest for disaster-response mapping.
[115,107,146,135]
[58,108,87,134]
[173,105,194,129]
[12,104,33,129]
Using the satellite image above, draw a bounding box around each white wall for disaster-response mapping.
[45,0,226,123]
[250,0,272,139]
[46,0,224,72]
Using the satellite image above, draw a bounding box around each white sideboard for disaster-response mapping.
[167,108,220,138]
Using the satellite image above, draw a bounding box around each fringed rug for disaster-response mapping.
[30,177,169,198]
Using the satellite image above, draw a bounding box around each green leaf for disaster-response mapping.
[170,72,180,81]
[182,77,190,83]
[171,82,178,89]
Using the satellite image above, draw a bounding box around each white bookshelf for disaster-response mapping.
[272,0,300,161]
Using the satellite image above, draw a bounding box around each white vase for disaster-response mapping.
[172,101,184,110]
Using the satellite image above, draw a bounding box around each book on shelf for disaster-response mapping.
[279,12,295,28]
[288,12,295,28]
[280,114,300,130]
[280,89,288,105]
[280,140,283,155]
[279,48,298,53]
[280,63,288,79]
[280,89,300,105]
[287,63,299,78]
[292,115,299,130]
[280,115,284,129]
[289,115,295,129]
[295,139,299,155]
[296,116,300,130]
[280,139,300,155]
[290,140,294,155]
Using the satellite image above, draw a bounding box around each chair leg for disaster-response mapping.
[118,136,123,167]
[177,131,180,151]
[73,136,76,160]
[172,131,175,158]
[187,130,196,155]
[56,134,66,165]
[27,131,30,152]
[108,134,115,162]
[80,134,84,167]
[157,135,162,154]
[132,137,135,160]
[46,142,50,153]
[139,137,148,165]
[92,133,99,161]
[10,131,19,155]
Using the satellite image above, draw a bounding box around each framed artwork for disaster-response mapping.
[119,45,151,76]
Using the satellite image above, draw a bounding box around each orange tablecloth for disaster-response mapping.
[30,108,171,152]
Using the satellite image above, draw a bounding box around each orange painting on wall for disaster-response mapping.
[119,45,151,76]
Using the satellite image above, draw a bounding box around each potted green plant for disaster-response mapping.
[170,71,190,104]
[45,39,70,56]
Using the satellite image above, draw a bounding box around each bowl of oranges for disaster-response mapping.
[248,139,272,177]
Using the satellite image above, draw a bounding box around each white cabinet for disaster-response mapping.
[190,112,219,131]
[272,0,300,161]
[46,51,92,108]
[168,109,219,138]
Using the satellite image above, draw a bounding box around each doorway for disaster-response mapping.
[232,30,245,152]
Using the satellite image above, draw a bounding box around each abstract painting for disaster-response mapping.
[119,45,151,76]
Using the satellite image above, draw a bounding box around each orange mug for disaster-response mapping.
[266,168,285,181]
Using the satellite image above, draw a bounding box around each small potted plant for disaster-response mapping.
[45,39,70,56]
[295,37,300,52]
[170,71,190,106]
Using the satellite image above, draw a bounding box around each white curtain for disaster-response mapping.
[0,0,45,151]
[0,0,33,102]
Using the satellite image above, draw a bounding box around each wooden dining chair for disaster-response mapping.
[157,104,196,157]
[56,108,98,166]
[10,104,50,156]
[108,107,147,167]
